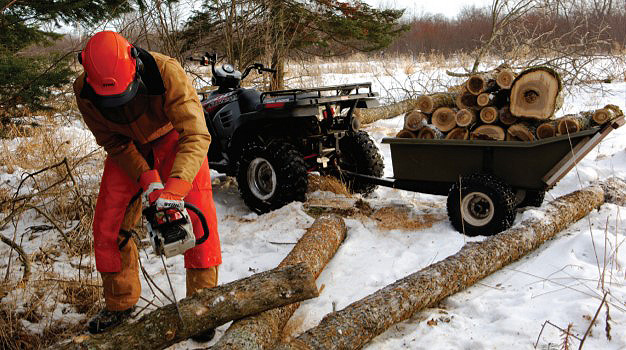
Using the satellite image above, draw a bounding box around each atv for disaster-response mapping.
[189,53,384,213]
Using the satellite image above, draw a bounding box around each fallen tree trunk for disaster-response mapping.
[416,93,456,114]
[355,99,416,124]
[58,263,319,350]
[276,181,620,350]
[212,215,347,350]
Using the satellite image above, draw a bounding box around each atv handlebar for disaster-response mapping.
[187,53,276,81]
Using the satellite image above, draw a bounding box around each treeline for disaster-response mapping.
[387,2,626,56]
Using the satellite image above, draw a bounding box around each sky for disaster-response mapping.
[364,0,493,18]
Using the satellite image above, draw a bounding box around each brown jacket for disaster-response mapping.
[74,51,210,183]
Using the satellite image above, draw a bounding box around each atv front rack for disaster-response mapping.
[260,82,378,106]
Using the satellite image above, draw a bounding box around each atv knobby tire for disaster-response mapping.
[519,190,546,208]
[447,174,516,236]
[334,131,384,195]
[237,141,307,214]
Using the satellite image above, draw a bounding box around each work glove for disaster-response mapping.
[139,169,164,207]
[149,177,192,210]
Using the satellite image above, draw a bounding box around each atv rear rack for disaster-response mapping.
[260,82,378,106]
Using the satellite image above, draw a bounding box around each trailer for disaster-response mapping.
[344,116,624,236]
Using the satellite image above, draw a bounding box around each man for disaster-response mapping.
[74,31,221,341]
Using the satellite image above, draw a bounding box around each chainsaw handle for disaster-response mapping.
[184,202,210,246]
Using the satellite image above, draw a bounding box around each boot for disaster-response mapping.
[88,307,134,334]
[191,328,216,342]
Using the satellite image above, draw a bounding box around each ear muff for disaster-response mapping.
[130,46,144,75]
[77,51,83,65]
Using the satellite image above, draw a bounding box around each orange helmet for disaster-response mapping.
[78,31,141,107]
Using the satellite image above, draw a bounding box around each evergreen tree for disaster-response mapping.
[0,0,135,116]
[181,0,406,89]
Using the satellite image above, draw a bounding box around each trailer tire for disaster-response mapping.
[519,190,546,207]
[447,174,516,236]
[333,131,384,195]
[237,141,308,214]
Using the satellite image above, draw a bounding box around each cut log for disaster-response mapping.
[455,109,477,128]
[471,125,506,141]
[416,93,456,114]
[403,110,428,131]
[465,75,496,95]
[537,121,558,139]
[496,68,516,89]
[455,90,478,110]
[479,107,499,124]
[58,263,318,350]
[476,93,494,107]
[354,99,416,124]
[417,124,444,139]
[556,113,592,135]
[276,183,612,350]
[395,129,417,138]
[493,88,511,109]
[592,105,622,125]
[445,127,469,140]
[498,107,518,126]
[212,215,347,350]
[431,107,457,132]
[506,122,537,141]
[510,67,562,120]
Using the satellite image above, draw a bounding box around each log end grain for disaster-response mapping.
[496,69,515,89]
[396,129,417,138]
[445,127,469,140]
[404,110,428,131]
[471,125,505,141]
[455,109,476,127]
[432,107,457,132]
[479,107,499,124]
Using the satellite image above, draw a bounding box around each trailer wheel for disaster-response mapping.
[519,190,546,207]
[237,141,308,214]
[333,131,384,195]
[447,174,516,236]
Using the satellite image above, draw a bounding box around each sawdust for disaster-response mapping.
[307,175,351,196]
[371,206,443,231]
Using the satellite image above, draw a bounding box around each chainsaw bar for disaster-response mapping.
[160,254,184,323]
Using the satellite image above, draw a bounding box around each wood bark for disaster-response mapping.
[445,127,469,140]
[557,113,592,135]
[276,182,614,350]
[506,122,537,141]
[498,107,517,126]
[495,69,515,89]
[58,263,319,350]
[510,67,562,120]
[431,107,457,132]
[479,106,499,124]
[537,121,558,139]
[395,129,417,138]
[471,125,506,141]
[417,124,444,139]
[354,99,417,124]
[404,110,428,131]
[416,93,456,114]
[455,109,477,128]
[212,215,347,350]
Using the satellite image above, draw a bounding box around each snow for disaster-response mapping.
[1,59,625,349]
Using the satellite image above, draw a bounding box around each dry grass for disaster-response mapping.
[307,175,351,197]
[371,206,444,231]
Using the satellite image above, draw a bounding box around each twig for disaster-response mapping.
[27,205,72,247]
[578,292,608,350]
[0,232,31,285]
[534,320,582,348]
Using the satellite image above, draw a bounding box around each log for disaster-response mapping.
[416,93,456,114]
[510,67,562,120]
[431,107,457,132]
[471,125,506,141]
[403,109,428,131]
[445,127,469,140]
[455,108,477,128]
[498,107,517,126]
[455,90,478,110]
[465,75,496,95]
[212,215,347,350]
[556,112,592,135]
[495,68,516,89]
[506,122,537,141]
[395,129,417,138]
[354,99,416,124]
[537,121,558,139]
[479,106,499,124]
[592,104,623,125]
[493,88,511,109]
[476,93,494,107]
[417,124,444,139]
[276,182,613,350]
[58,263,319,350]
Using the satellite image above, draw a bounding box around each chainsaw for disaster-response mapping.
[142,203,210,258]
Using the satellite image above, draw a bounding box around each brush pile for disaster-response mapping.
[397,66,624,141]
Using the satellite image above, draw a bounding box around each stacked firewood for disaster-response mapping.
[397,66,624,141]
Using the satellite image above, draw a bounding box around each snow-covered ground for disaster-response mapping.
[1,59,625,349]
